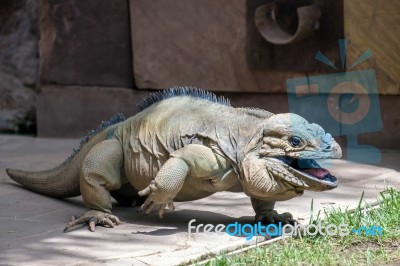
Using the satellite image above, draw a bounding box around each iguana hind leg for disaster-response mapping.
[251,198,295,225]
[64,139,124,232]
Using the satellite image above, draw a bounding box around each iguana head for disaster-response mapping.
[240,113,342,201]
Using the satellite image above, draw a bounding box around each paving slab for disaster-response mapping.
[0,134,399,265]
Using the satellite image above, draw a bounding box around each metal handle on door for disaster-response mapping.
[255,1,321,45]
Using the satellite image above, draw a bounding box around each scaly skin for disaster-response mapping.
[6,88,342,232]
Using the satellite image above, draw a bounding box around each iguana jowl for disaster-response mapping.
[6,87,342,232]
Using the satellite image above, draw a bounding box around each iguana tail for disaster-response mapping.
[6,114,125,198]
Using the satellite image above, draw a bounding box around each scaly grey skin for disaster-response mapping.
[6,87,342,232]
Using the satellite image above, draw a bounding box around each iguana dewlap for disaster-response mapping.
[6,87,342,232]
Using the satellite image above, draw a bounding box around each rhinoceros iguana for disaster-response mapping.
[6,87,341,232]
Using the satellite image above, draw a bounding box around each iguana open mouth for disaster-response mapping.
[274,156,338,188]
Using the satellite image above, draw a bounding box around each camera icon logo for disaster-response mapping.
[327,81,370,125]
[286,39,382,163]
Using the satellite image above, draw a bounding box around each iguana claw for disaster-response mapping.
[255,210,296,225]
[138,180,175,218]
[63,210,123,232]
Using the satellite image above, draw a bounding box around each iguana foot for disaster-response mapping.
[255,210,296,225]
[138,180,175,218]
[63,210,123,232]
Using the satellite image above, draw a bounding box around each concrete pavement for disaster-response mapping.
[0,134,399,265]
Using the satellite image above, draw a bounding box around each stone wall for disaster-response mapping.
[0,0,38,132]
[36,0,138,138]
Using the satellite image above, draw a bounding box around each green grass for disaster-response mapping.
[202,188,400,266]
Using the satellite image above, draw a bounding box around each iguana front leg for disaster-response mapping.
[139,144,224,218]
[251,198,295,225]
[138,157,188,218]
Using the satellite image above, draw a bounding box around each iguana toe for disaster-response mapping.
[139,180,176,218]
[140,196,175,219]
[255,210,296,225]
[63,210,123,232]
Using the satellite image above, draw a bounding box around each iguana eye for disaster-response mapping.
[289,136,302,147]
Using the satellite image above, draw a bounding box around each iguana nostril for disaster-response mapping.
[321,133,332,144]
[325,145,332,150]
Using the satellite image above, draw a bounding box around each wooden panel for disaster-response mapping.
[130,0,303,93]
[344,0,400,94]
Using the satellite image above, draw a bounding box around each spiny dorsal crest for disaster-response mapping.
[67,113,125,160]
[137,86,231,111]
